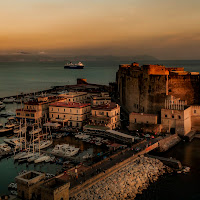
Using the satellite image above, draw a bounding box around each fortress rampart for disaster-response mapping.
[117,63,200,115]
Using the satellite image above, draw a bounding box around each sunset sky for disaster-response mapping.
[0,0,200,59]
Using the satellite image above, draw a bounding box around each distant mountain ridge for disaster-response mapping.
[0,54,158,62]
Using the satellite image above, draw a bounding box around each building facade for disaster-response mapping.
[85,102,120,130]
[59,92,88,103]
[91,93,111,106]
[16,96,58,122]
[49,102,91,128]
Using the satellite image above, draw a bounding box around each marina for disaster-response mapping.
[0,98,113,196]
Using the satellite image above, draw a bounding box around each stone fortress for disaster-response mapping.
[116,63,200,136]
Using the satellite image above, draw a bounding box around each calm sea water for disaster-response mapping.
[136,139,200,200]
[0,60,200,98]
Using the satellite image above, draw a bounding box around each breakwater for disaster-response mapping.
[158,134,181,152]
[70,156,168,200]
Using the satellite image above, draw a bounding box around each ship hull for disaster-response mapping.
[64,65,84,69]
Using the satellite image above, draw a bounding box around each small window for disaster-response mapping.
[58,108,59,111]
[178,115,181,119]
[17,113,20,116]
[135,119,137,123]
[52,114,53,117]
[69,99,71,102]
[194,110,196,114]
[165,114,167,118]
[146,121,148,124]
[51,108,53,111]
[31,114,34,117]
[172,115,174,118]
[26,114,29,116]
[64,115,65,118]
[64,109,65,112]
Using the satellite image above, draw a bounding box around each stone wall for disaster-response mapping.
[116,64,200,116]
[168,74,200,105]
[191,105,200,131]
[117,66,168,115]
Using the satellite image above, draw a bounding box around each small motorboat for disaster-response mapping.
[83,153,93,159]
[3,97,15,103]
[27,153,40,162]
[34,155,50,164]
[0,104,5,111]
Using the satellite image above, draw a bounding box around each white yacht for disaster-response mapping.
[75,133,90,140]
[4,137,24,148]
[18,152,35,161]
[34,140,53,150]
[52,144,69,154]
[3,97,15,103]
[14,151,27,160]
[5,124,16,129]
[83,153,93,159]
[45,156,51,162]
[34,155,50,164]
[64,147,79,157]
[29,128,42,135]
[27,153,40,162]
[0,127,13,135]
[13,126,26,135]
[14,98,24,104]
[0,104,5,111]
[0,143,11,152]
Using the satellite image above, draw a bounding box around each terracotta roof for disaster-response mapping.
[92,102,119,111]
[49,102,91,108]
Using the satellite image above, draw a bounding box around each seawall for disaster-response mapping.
[70,156,168,200]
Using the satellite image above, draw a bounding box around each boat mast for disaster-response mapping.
[33,125,34,154]
[25,118,27,150]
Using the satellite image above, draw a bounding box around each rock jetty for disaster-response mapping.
[70,156,167,200]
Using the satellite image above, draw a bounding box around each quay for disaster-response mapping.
[84,129,135,144]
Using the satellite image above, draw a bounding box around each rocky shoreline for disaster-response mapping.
[70,156,170,200]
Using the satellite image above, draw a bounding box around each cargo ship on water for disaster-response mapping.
[64,62,84,69]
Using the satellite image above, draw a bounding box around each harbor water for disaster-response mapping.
[0,60,200,98]
[0,133,107,196]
